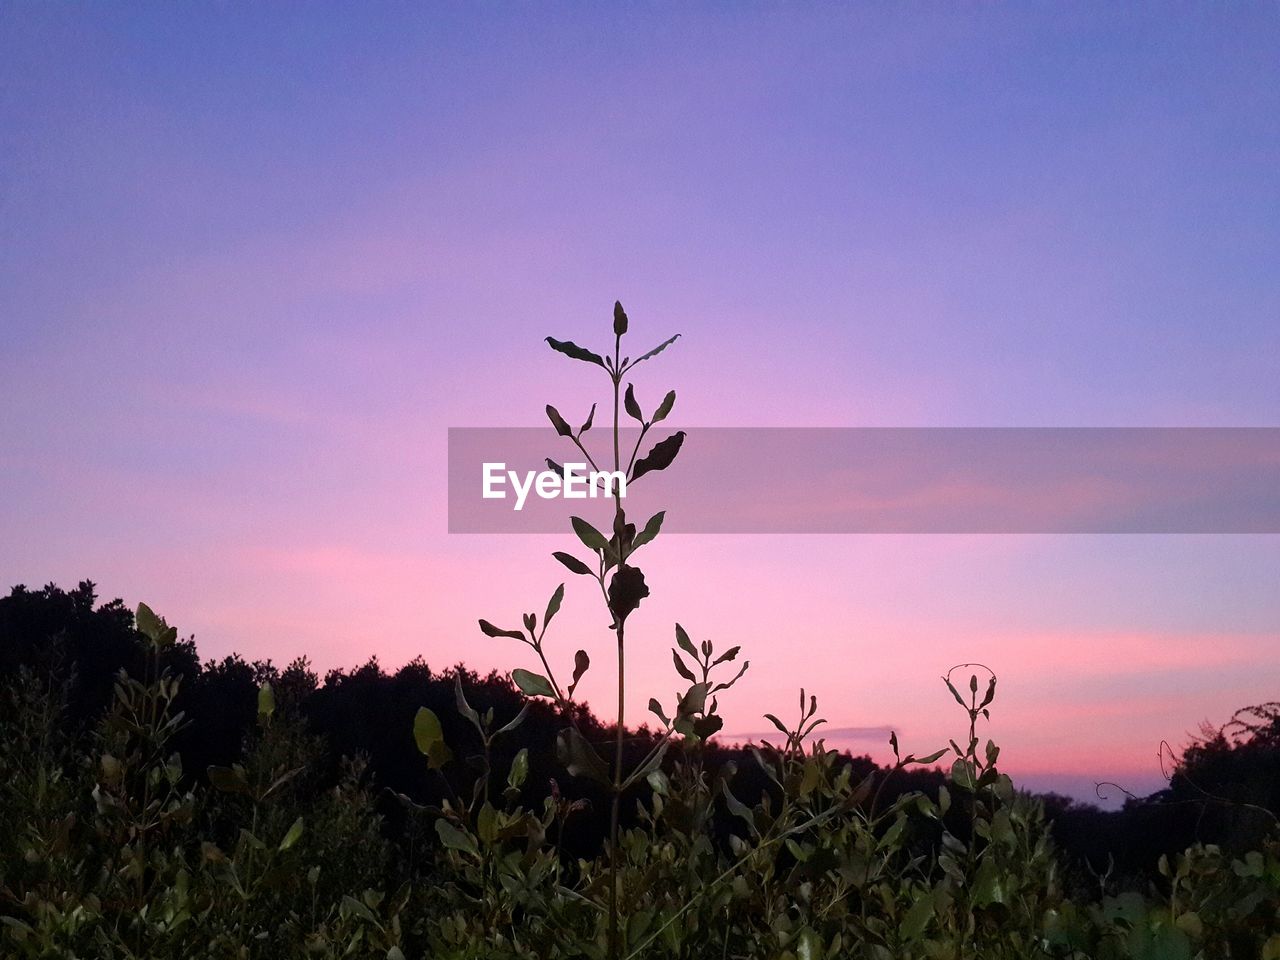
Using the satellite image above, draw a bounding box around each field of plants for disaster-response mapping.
[2,306,1277,958]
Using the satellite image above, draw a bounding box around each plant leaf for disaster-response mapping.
[512,668,556,699]
[257,682,275,719]
[675,624,698,659]
[435,818,479,857]
[607,564,649,623]
[713,645,741,666]
[478,619,526,641]
[546,404,573,437]
[648,697,670,726]
[796,928,823,960]
[712,660,750,693]
[546,336,606,368]
[278,816,304,852]
[950,757,977,791]
[544,583,565,627]
[678,682,708,718]
[136,602,163,640]
[570,516,611,554]
[340,894,376,923]
[136,602,177,646]
[901,894,934,941]
[627,333,680,368]
[552,551,594,576]
[631,431,686,481]
[693,713,723,740]
[569,649,590,695]
[413,707,453,769]
[720,780,757,833]
[624,383,643,422]
[652,389,676,424]
[631,511,665,551]
[763,713,789,737]
[912,749,948,766]
[611,509,635,557]
[979,676,997,709]
[492,704,529,740]
[672,650,697,683]
[508,748,529,790]
[454,674,482,733]
[579,403,596,435]
[555,727,610,785]
[972,857,1008,907]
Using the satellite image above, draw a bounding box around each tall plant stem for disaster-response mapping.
[608,333,623,960]
[612,337,621,475]
[609,619,625,959]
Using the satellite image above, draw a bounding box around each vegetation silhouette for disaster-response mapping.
[1,304,1276,957]
[3,580,1277,957]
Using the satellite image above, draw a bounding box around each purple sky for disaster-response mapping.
[2,4,1278,804]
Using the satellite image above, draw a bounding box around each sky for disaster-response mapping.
[2,3,1278,805]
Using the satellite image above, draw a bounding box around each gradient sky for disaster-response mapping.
[3,4,1278,805]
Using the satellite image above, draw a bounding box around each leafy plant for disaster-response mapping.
[477,301,702,957]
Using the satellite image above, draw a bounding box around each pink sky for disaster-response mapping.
[2,5,1278,805]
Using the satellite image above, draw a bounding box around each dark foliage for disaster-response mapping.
[2,580,1274,882]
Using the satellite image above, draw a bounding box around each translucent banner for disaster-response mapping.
[447,427,1280,534]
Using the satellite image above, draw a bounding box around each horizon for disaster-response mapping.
[3,4,1278,809]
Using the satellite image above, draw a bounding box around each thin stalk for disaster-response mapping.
[609,620,625,960]
[613,336,621,474]
[625,423,650,478]
[607,332,623,960]
[570,435,601,473]
[482,736,492,808]
[620,729,673,791]
[529,630,566,702]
